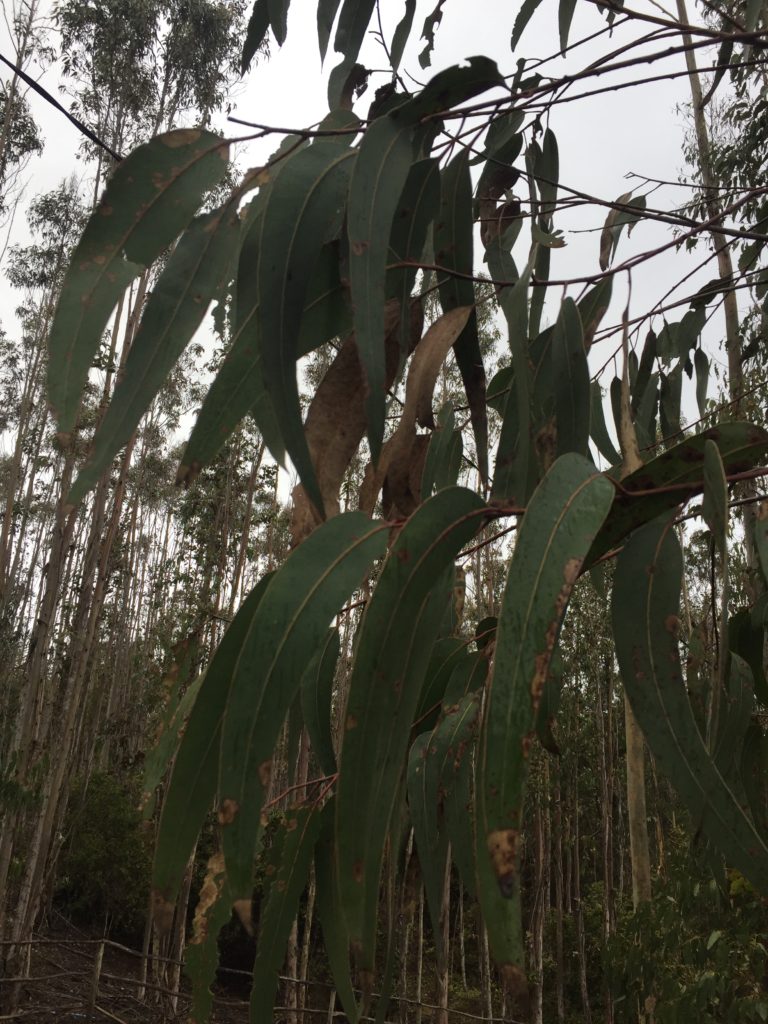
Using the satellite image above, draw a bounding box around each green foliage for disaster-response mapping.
[56,773,151,938]
[607,842,768,1024]
[38,1,768,1018]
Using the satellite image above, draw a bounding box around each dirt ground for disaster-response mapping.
[3,924,253,1023]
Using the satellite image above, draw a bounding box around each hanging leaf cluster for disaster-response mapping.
[43,1,768,1019]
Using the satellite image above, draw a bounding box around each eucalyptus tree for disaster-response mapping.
[8,0,768,1021]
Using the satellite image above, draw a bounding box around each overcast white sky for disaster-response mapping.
[0,0,741,465]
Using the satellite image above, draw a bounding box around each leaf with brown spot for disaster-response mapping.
[477,453,613,980]
[335,486,485,970]
[152,573,273,911]
[220,512,387,898]
[291,297,421,543]
[48,129,229,438]
[359,306,472,513]
[612,517,768,891]
[186,852,235,1024]
[587,422,768,566]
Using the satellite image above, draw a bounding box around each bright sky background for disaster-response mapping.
[0,0,742,475]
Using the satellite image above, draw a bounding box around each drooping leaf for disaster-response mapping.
[702,34,734,107]
[186,852,235,1024]
[511,0,544,50]
[336,487,486,968]
[387,158,441,361]
[489,259,534,505]
[407,732,449,957]
[140,672,203,820]
[178,233,350,485]
[694,348,710,416]
[242,0,270,71]
[152,574,273,913]
[477,454,613,992]
[318,0,343,62]
[598,191,645,271]
[612,517,768,891]
[258,140,356,513]
[315,800,360,1024]
[713,654,754,794]
[434,150,488,482]
[219,512,387,898]
[414,636,467,736]
[559,0,577,51]
[422,403,464,496]
[442,692,482,897]
[390,0,417,71]
[419,0,447,67]
[578,277,613,350]
[729,608,768,705]
[349,59,503,459]
[267,0,290,44]
[552,297,590,458]
[659,363,683,441]
[589,382,621,465]
[250,803,322,1022]
[300,628,340,777]
[741,723,768,839]
[48,129,229,439]
[69,202,240,506]
[702,438,728,557]
[587,423,768,565]
[334,0,376,64]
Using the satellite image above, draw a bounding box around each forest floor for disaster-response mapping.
[5,923,253,1023]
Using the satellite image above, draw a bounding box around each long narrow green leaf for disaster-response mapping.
[387,157,440,362]
[587,423,768,565]
[220,513,387,897]
[612,518,768,891]
[152,574,273,910]
[407,732,448,957]
[552,297,589,458]
[334,0,375,63]
[335,487,486,967]
[318,0,343,62]
[390,0,417,71]
[258,141,356,512]
[316,800,360,1024]
[242,0,269,71]
[478,454,613,991]
[511,0,544,49]
[48,129,229,438]
[69,202,240,505]
[250,803,322,1021]
[178,236,349,484]
[349,59,503,459]
[300,628,340,777]
[435,150,488,482]
[589,382,621,465]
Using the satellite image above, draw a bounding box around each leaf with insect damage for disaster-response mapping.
[48,129,229,439]
[477,454,613,994]
[335,486,486,970]
[612,517,768,891]
[219,512,386,899]
[186,852,237,1024]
